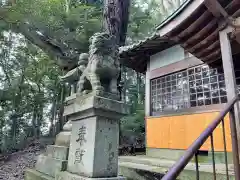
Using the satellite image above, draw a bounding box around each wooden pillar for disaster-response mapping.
[219,29,240,150]
[145,62,150,156]
[219,30,238,101]
[145,62,151,117]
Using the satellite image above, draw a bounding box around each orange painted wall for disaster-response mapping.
[146,112,232,152]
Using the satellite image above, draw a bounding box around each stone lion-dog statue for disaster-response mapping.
[77,32,120,95]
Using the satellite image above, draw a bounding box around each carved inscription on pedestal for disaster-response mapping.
[74,125,87,165]
[107,142,114,171]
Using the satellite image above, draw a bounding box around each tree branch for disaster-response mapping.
[0,6,79,69]
[15,23,79,69]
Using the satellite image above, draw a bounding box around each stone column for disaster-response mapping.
[56,93,128,180]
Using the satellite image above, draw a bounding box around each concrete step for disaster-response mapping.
[35,154,67,177]
[119,156,174,168]
[119,161,165,180]
[57,171,126,180]
[119,156,235,180]
[24,168,54,180]
[45,145,69,160]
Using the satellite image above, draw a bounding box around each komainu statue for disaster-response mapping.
[77,32,120,95]
[59,53,89,95]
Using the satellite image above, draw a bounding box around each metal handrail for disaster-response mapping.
[162,95,240,180]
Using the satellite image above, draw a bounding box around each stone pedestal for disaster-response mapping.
[55,94,76,147]
[57,94,128,180]
[25,145,69,179]
[25,95,74,180]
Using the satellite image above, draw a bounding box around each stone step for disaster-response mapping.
[35,154,67,177]
[56,171,126,180]
[24,168,54,180]
[119,156,235,180]
[45,145,69,160]
[119,161,166,180]
[119,156,174,168]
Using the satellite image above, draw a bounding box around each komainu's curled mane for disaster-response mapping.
[77,32,120,95]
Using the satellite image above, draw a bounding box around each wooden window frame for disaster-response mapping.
[150,64,227,116]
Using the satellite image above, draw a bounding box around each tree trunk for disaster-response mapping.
[65,0,70,14]
[122,66,127,103]
[58,85,65,132]
[103,0,130,45]
[36,105,43,138]
[49,99,56,137]
[10,113,18,141]
[137,72,141,104]
[103,0,130,150]
[32,107,38,138]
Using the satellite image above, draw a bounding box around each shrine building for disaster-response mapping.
[119,0,240,163]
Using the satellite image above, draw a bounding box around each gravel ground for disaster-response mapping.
[0,140,47,180]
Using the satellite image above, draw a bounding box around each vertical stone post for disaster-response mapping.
[56,93,128,180]
[70,84,75,95]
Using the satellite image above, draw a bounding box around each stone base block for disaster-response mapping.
[56,171,126,180]
[63,120,72,131]
[35,155,67,177]
[45,145,69,160]
[55,131,71,147]
[24,168,54,180]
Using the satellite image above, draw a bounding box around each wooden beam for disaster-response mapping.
[233,8,240,17]
[204,0,222,17]
[171,11,211,41]
[201,49,221,61]
[182,0,237,51]
[167,5,207,38]
[134,57,147,73]
[135,57,146,71]
[225,0,240,13]
[182,0,240,47]
[182,19,217,47]
[194,41,220,57]
[139,64,147,73]
[186,29,218,52]
[207,40,240,64]
[173,0,238,46]
[189,38,219,55]
[149,56,203,79]
[206,54,221,64]
[205,0,232,18]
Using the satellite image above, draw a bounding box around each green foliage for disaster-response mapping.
[1,132,28,153]
[127,0,186,43]
[0,0,102,61]
[0,32,62,153]
[127,0,157,43]
[0,0,187,153]
[121,104,145,135]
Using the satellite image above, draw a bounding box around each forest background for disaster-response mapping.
[0,0,185,153]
